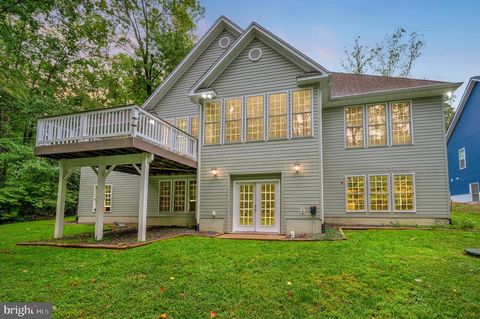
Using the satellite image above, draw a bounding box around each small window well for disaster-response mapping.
[248,48,263,61]
[219,36,231,49]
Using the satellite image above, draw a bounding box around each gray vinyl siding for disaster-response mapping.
[151,29,237,119]
[323,96,449,218]
[78,168,196,218]
[199,37,322,233]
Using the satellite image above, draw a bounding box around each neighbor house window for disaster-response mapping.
[268,92,287,139]
[345,106,364,148]
[246,95,264,141]
[369,175,390,212]
[176,117,188,132]
[459,148,466,170]
[93,184,112,213]
[205,101,221,144]
[346,176,366,212]
[292,89,312,137]
[470,182,479,202]
[188,180,197,212]
[391,101,412,145]
[159,181,171,212]
[393,174,415,211]
[173,180,186,212]
[190,116,198,138]
[225,98,242,143]
[368,104,387,146]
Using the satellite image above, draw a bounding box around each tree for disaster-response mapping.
[342,28,426,77]
[444,94,456,131]
[105,0,204,102]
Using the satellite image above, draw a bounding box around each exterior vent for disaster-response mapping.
[219,36,231,49]
[248,48,262,62]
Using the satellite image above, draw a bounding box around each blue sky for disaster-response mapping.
[197,0,480,108]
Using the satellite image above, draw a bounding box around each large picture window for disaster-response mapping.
[393,174,415,211]
[246,95,264,141]
[369,175,390,212]
[292,89,312,137]
[268,92,287,139]
[93,184,112,212]
[225,98,242,143]
[368,104,387,146]
[205,101,221,144]
[345,106,364,148]
[391,101,412,145]
[346,176,366,212]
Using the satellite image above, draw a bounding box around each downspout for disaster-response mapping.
[318,87,325,232]
[195,99,204,230]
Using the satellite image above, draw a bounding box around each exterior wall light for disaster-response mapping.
[446,91,453,98]
[211,168,218,177]
[293,161,301,173]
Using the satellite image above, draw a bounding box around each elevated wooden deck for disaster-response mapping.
[35,105,197,175]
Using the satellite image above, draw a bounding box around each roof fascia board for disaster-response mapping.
[188,23,330,96]
[142,16,242,110]
[446,78,479,142]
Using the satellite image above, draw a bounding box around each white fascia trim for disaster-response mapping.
[446,77,480,142]
[331,82,463,101]
[142,16,243,111]
[188,22,330,96]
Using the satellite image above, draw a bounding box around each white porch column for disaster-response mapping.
[138,153,150,242]
[54,160,67,239]
[95,164,106,240]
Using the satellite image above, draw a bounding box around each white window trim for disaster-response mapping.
[266,90,289,141]
[367,174,391,213]
[389,100,414,146]
[366,103,388,148]
[92,184,113,213]
[391,173,417,213]
[290,88,314,139]
[222,96,244,144]
[459,147,466,170]
[345,175,367,213]
[344,105,365,149]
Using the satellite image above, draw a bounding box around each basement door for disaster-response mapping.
[232,180,280,233]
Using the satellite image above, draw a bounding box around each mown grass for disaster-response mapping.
[1,210,480,318]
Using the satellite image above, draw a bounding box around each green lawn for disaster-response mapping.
[1,212,480,318]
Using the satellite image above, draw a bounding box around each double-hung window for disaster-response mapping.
[346,176,366,212]
[391,101,412,145]
[93,184,112,213]
[459,148,466,170]
[368,175,390,212]
[345,106,364,148]
[292,89,312,137]
[393,174,415,212]
[176,117,188,133]
[159,180,172,212]
[205,101,221,144]
[188,180,197,212]
[225,98,242,143]
[173,180,186,212]
[268,92,287,139]
[190,116,198,138]
[367,104,387,146]
[246,95,264,141]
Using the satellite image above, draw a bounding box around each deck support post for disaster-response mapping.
[95,164,107,241]
[138,153,150,242]
[54,160,68,239]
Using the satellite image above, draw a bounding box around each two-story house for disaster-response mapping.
[35,17,461,241]
[447,76,480,202]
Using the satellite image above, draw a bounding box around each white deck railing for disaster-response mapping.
[36,105,197,161]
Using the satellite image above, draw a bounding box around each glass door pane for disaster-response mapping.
[260,183,276,227]
[239,184,254,226]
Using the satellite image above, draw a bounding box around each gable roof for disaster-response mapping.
[188,22,330,96]
[330,72,458,99]
[142,16,243,110]
[446,76,480,142]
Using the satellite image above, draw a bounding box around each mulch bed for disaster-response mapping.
[18,225,218,250]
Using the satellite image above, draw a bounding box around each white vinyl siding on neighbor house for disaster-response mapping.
[93,184,112,212]
[344,101,413,149]
[459,148,466,169]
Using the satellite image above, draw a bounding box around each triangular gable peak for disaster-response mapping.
[143,16,243,110]
[188,22,329,97]
[446,76,480,142]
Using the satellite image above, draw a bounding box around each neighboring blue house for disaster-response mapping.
[447,76,480,202]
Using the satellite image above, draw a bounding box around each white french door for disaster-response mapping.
[232,180,280,233]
